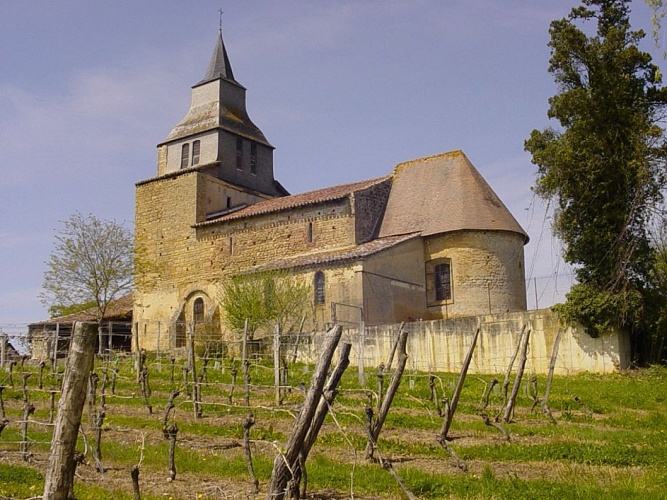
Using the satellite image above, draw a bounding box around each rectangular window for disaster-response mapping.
[426,258,453,306]
[180,143,190,169]
[191,140,200,166]
[236,138,243,170]
[250,143,257,174]
[434,263,452,301]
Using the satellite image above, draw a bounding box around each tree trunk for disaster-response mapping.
[43,321,96,500]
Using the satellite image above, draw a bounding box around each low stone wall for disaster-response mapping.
[295,309,630,375]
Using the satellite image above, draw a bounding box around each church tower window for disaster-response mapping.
[236,138,243,170]
[192,140,201,166]
[181,143,190,169]
[250,143,257,174]
[314,271,325,305]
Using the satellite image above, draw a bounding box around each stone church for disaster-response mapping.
[133,30,529,350]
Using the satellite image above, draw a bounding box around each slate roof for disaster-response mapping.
[194,30,238,87]
[379,150,528,242]
[248,233,421,272]
[195,176,391,227]
[161,31,272,149]
[29,293,134,327]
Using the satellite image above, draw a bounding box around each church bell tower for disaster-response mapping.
[156,28,282,198]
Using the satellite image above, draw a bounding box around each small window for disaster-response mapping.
[191,140,200,166]
[314,271,325,305]
[236,138,243,170]
[226,196,232,208]
[434,263,452,301]
[193,298,204,323]
[307,222,314,243]
[250,143,257,174]
[180,143,190,169]
[426,258,453,306]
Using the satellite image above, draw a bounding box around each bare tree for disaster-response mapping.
[41,212,133,354]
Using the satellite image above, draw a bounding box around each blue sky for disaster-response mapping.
[0,0,661,328]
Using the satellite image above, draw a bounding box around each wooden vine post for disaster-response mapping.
[502,326,531,423]
[43,321,96,500]
[365,328,409,461]
[439,325,480,441]
[267,325,344,500]
[542,328,563,424]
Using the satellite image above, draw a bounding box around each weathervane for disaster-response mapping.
[218,8,224,32]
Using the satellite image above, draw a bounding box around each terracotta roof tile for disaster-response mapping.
[248,233,420,272]
[196,176,390,227]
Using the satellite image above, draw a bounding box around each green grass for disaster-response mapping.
[1,356,666,499]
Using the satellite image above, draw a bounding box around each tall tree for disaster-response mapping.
[525,0,667,362]
[41,212,134,353]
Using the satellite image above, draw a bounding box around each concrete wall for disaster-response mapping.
[297,309,630,374]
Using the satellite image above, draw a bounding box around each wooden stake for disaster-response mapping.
[439,326,480,440]
[267,325,343,499]
[43,321,96,500]
[542,328,562,424]
[502,327,531,423]
[366,329,409,461]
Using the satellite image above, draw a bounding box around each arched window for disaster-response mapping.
[181,143,190,169]
[314,271,325,305]
[193,298,204,323]
[191,140,201,166]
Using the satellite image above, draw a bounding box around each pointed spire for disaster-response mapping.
[195,30,237,87]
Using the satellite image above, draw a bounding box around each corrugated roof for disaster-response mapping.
[195,176,390,227]
[379,150,528,242]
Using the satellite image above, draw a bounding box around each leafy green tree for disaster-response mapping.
[41,212,134,353]
[525,0,667,362]
[48,300,97,318]
[219,269,311,339]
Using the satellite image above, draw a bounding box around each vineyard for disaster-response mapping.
[0,328,666,500]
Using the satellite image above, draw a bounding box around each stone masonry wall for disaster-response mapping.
[135,171,366,349]
[424,231,526,318]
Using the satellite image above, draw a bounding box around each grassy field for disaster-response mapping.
[0,352,666,499]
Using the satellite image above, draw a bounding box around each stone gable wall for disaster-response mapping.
[134,171,382,348]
